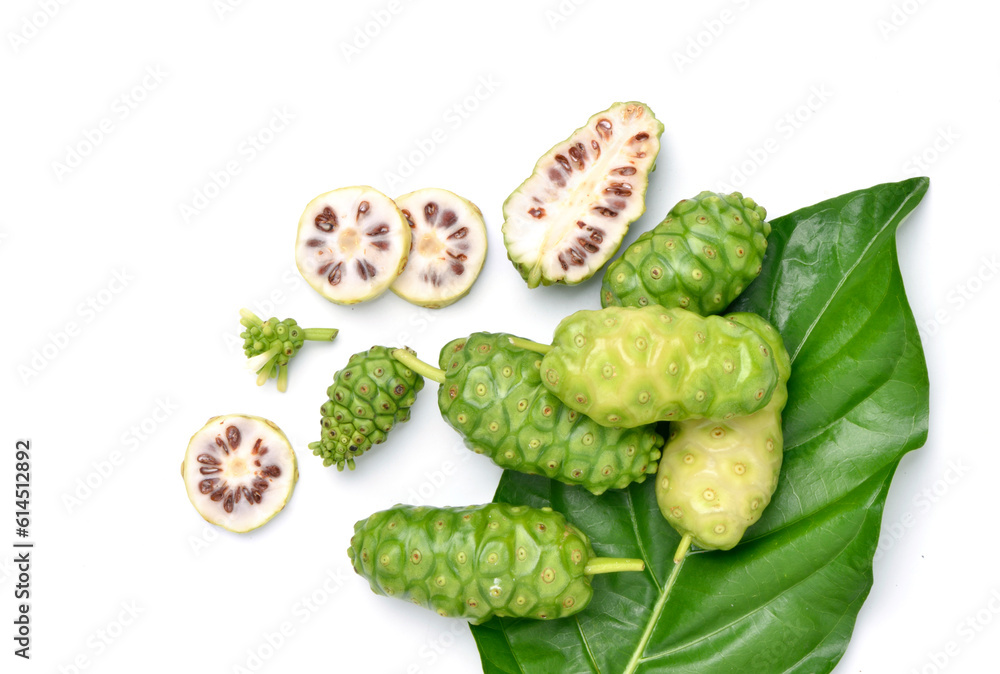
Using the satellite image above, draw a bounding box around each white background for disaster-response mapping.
[1,0,996,672]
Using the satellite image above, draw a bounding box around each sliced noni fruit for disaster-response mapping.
[181,414,298,533]
[502,101,663,288]
[295,186,410,305]
[390,188,488,308]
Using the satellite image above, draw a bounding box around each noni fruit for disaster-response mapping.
[308,346,424,471]
[601,192,770,314]
[502,101,663,288]
[656,312,791,550]
[537,306,779,428]
[391,333,663,494]
[348,503,644,623]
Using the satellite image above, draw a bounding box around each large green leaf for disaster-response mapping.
[471,178,930,674]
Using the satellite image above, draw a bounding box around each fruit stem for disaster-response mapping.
[276,364,289,392]
[584,558,645,575]
[507,336,552,355]
[390,349,445,384]
[239,308,264,328]
[303,327,339,341]
[622,535,693,674]
[256,361,275,386]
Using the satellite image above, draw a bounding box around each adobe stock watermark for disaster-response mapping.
[62,397,179,514]
[873,458,969,563]
[214,0,248,20]
[340,0,411,63]
[231,566,350,673]
[877,0,931,40]
[7,0,72,53]
[18,268,134,385]
[56,600,145,674]
[178,106,294,224]
[51,65,168,181]
[716,85,833,192]
[383,75,501,191]
[403,621,468,674]
[902,126,958,177]
[918,255,998,340]
[908,588,1000,674]
[672,0,755,73]
[544,0,590,30]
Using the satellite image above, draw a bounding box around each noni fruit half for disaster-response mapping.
[502,101,663,288]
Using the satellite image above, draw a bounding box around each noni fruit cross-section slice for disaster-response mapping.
[181,414,298,533]
[348,503,643,623]
[655,312,791,550]
[502,101,663,288]
[602,191,770,314]
[295,186,410,305]
[390,188,488,309]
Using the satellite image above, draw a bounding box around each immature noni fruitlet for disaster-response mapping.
[181,414,298,533]
[295,185,411,305]
[656,312,791,550]
[502,101,663,288]
[528,306,779,428]
[602,191,771,314]
[348,503,644,623]
[391,333,663,494]
[308,346,424,471]
[239,309,338,392]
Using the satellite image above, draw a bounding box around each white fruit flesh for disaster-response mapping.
[295,186,410,305]
[390,188,488,309]
[182,414,298,533]
[502,102,663,287]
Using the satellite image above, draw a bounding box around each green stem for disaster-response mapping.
[239,308,263,328]
[256,360,276,386]
[584,558,645,575]
[391,349,445,384]
[276,364,289,392]
[622,535,692,674]
[507,336,552,355]
[303,327,338,341]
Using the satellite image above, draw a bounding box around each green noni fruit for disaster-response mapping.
[656,312,790,550]
[601,191,770,314]
[308,346,424,471]
[392,333,663,494]
[348,503,644,623]
[239,309,338,392]
[536,306,779,428]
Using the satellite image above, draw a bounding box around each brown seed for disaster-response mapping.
[555,154,571,172]
[357,201,370,218]
[528,207,546,219]
[197,454,220,465]
[613,166,636,176]
[593,206,618,217]
[367,223,389,236]
[447,226,468,240]
[223,492,234,513]
[263,465,281,478]
[199,466,222,475]
[440,210,457,227]
[315,206,337,232]
[226,426,241,450]
[596,118,613,140]
[199,479,218,493]
[328,261,343,285]
[424,202,438,223]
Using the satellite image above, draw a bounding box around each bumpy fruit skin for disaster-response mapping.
[242,317,306,365]
[656,313,790,550]
[438,333,663,494]
[308,346,424,471]
[348,503,597,623]
[540,306,779,428]
[602,192,770,314]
